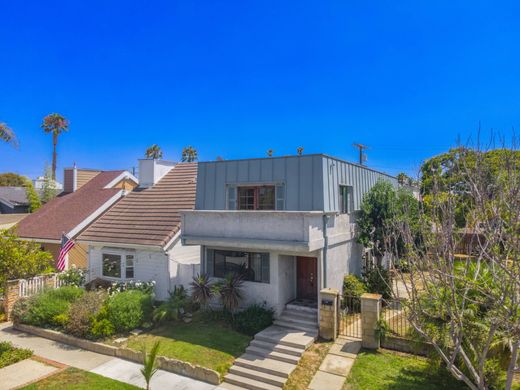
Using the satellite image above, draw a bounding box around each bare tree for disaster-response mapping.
[386,140,520,389]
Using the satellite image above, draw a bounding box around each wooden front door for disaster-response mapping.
[296,257,318,301]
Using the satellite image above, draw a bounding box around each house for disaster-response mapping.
[180,154,398,316]
[33,176,63,196]
[78,160,199,300]
[0,213,28,230]
[0,186,30,214]
[16,167,138,269]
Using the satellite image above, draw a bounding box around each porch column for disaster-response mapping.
[319,288,339,341]
[360,293,382,349]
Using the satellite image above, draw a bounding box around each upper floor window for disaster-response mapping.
[339,185,354,214]
[228,184,285,210]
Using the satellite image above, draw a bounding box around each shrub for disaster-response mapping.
[0,341,32,368]
[107,280,156,296]
[12,287,84,328]
[232,304,274,336]
[107,290,153,332]
[152,285,188,323]
[90,318,115,338]
[363,266,392,299]
[65,291,107,338]
[342,274,367,299]
[58,267,86,287]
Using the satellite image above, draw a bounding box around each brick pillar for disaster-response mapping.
[361,293,382,349]
[319,288,339,341]
[3,280,20,320]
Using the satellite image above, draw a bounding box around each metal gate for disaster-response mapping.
[339,295,362,338]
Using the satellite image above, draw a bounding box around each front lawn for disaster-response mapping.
[0,341,33,368]
[21,367,140,390]
[344,349,468,390]
[126,313,251,376]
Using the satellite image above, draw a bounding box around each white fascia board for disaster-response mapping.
[163,231,181,252]
[0,198,15,208]
[67,190,124,238]
[78,240,164,252]
[104,171,139,189]
[18,237,62,244]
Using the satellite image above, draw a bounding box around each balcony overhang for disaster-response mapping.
[180,210,337,252]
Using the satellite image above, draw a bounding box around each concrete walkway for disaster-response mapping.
[308,336,361,390]
[0,358,60,390]
[0,322,215,390]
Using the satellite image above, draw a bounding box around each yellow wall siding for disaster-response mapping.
[113,178,138,191]
[40,242,88,270]
[76,169,101,190]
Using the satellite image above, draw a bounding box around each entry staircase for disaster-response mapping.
[218,304,319,390]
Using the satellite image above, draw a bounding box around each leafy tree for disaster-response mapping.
[389,142,520,389]
[41,113,69,180]
[181,146,198,162]
[24,178,41,212]
[145,144,163,159]
[0,229,53,290]
[0,173,26,186]
[0,123,18,148]
[40,164,58,204]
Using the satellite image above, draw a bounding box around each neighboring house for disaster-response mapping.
[0,213,28,230]
[33,176,63,192]
[181,154,398,316]
[0,186,30,214]
[16,167,138,269]
[78,160,199,300]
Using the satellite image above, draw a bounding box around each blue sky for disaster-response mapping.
[1,1,519,181]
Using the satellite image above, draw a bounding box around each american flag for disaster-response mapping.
[57,234,75,271]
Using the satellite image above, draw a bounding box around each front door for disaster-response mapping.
[296,257,317,301]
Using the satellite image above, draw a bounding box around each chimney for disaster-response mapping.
[63,167,77,193]
[138,159,176,188]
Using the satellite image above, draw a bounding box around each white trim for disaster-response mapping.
[72,167,77,192]
[163,231,181,252]
[0,198,15,208]
[100,249,136,280]
[79,240,163,252]
[104,171,139,189]
[67,190,124,238]
[18,237,61,244]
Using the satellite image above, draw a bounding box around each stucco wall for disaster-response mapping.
[278,255,296,309]
[168,240,201,289]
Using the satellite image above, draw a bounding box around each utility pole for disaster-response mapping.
[352,143,369,165]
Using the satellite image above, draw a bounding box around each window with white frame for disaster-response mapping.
[102,252,135,279]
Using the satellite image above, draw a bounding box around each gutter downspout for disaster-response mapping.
[322,214,329,288]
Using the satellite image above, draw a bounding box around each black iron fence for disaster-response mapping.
[381,298,411,338]
[339,295,362,338]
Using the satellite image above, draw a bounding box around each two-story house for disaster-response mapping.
[181,154,397,317]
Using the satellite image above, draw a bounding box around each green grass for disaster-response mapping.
[21,367,140,390]
[126,314,251,376]
[0,341,33,368]
[344,349,468,390]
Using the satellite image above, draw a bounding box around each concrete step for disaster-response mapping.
[255,325,316,349]
[285,304,318,314]
[229,365,286,387]
[217,382,248,390]
[224,374,282,390]
[245,345,300,364]
[249,339,304,357]
[281,309,318,323]
[273,319,318,333]
[234,353,296,378]
[277,315,317,328]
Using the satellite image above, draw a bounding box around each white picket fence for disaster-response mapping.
[18,273,64,298]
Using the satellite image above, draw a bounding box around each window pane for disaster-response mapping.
[276,184,285,210]
[214,250,226,278]
[250,253,262,282]
[227,186,237,210]
[103,254,121,278]
[125,255,134,279]
[238,188,255,210]
[206,249,215,276]
[258,186,275,210]
[261,254,270,283]
[211,250,269,283]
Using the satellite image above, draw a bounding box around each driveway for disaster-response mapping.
[0,322,215,390]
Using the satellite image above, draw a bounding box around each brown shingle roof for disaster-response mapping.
[79,163,197,248]
[16,171,125,241]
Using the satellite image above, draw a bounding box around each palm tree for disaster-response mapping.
[190,274,214,309]
[267,149,274,157]
[181,146,198,162]
[41,113,69,180]
[145,144,163,159]
[297,147,304,156]
[0,122,18,148]
[141,341,161,390]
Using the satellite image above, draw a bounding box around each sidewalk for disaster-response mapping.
[308,336,361,390]
[0,322,215,390]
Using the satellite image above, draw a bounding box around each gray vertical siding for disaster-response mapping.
[321,156,397,212]
[195,154,397,212]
